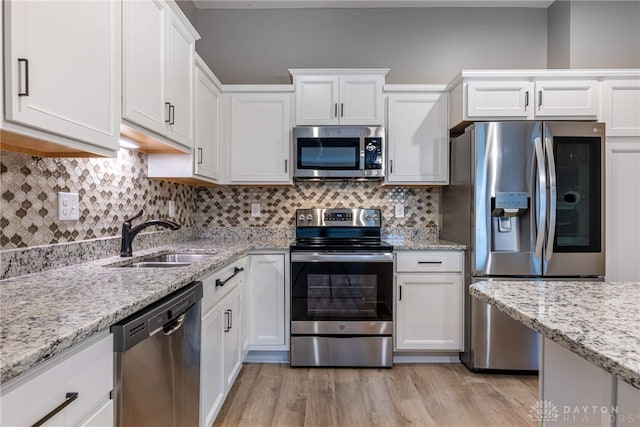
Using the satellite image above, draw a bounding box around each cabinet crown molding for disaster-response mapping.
[289,68,390,77]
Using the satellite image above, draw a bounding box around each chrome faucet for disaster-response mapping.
[120,210,181,257]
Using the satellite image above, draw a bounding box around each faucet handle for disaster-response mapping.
[125,209,143,224]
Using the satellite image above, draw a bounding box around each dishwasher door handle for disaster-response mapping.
[163,314,186,336]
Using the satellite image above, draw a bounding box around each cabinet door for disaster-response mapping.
[535,80,599,118]
[295,75,339,125]
[603,80,640,137]
[4,0,120,151]
[386,92,449,184]
[122,0,167,137]
[223,287,243,390]
[606,141,640,281]
[194,65,221,181]
[248,254,286,348]
[339,75,384,125]
[230,93,292,183]
[395,274,463,351]
[466,81,534,119]
[200,305,225,427]
[165,8,195,147]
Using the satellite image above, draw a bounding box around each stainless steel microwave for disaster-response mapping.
[293,126,385,179]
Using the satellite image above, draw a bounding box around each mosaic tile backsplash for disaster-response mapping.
[1,148,440,253]
[197,182,439,230]
[1,149,198,250]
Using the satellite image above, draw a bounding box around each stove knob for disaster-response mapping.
[373,213,379,220]
[364,214,372,221]
[306,214,313,221]
[298,214,306,222]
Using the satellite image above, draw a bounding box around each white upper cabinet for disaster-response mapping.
[3,0,121,157]
[448,71,613,129]
[290,69,388,125]
[225,88,294,184]
[122,0,199,150]
[467,80,534,119]
[147,55,222,185]
[385,87,449,184]
[534,80,599,118]
[603,78,640,137]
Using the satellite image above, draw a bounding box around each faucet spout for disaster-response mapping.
[120,210,181,257]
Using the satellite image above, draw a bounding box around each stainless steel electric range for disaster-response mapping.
[290,208,394,368]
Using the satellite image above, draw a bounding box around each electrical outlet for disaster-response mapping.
[395,203,405,218]
[58,192,80,221]
[251,203,261,218]
[168,200,175,217]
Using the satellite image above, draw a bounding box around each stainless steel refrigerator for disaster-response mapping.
[441,121,605,371]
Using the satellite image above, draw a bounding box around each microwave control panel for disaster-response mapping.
[364,138,383,170]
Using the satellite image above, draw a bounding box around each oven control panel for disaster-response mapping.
[296,208,381,227]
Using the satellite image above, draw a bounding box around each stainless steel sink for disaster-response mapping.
[110,253,212,268]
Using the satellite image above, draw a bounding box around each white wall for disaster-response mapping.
[547,0,571,68]
[568,1,640,68]
[193,7,548,84]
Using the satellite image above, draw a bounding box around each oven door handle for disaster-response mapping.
[291,252,393,263]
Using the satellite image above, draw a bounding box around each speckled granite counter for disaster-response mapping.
[389,237,466,251]
[470,280,640,390]
[0,237,291,384]
[0,235,464,384]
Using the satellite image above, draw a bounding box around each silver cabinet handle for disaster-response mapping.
[399,285,402,301]
[538,90,543,108]
[169,104,175,125]
[525,91,529,109]
[334,103,338,118]
[418,261,442,264]
[224,310,231,332]
[198,148,203,165]
[165,102,171,123]
[285,159,288,173]
[340,103,344,117]
[390,159,393,173]
[215,267,244,287]
[18,58,29,96]
[31,392,78,427]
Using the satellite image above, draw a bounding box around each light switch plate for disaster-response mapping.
[251,203,261,217]
[395,203,405,218]
[58,192,80,221]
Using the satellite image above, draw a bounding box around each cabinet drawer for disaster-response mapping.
[396,251,463,273]
[1,334,113,427]
[202,257,247,314]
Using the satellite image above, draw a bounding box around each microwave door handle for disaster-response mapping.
[534,137,547,260]
[544,137,557,262]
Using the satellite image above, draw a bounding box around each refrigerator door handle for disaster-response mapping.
[534,137,547,260]
[544,137,557,262]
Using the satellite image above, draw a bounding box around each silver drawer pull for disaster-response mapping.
[215,267,244,287]
[31,392,78,427]
[418,261,443,264]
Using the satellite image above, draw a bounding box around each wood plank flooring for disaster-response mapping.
[213,363,538,427]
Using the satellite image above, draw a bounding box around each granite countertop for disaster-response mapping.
[390,238,466,250]
[0,236,464,384]
[470,280,640,390]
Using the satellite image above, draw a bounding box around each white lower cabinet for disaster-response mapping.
[200,258,246,427]
[395,251,464,351]
[0,333,113,427]
[248,254,286,349]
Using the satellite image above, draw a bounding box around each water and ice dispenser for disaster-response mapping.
[491,192,529,252]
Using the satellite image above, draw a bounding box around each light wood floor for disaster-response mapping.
[213,363,538,427]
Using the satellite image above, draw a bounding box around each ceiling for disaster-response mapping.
[192,0,555,9]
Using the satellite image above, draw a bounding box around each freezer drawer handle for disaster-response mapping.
[31,392,78,427]
[418,261,442,264]
[215,267,244,287]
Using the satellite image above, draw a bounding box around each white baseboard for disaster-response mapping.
[244,350,289,363]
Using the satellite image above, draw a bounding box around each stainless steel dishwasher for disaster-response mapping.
[112,281,203,427]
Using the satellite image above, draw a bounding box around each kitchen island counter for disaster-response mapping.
[470,280,640,390]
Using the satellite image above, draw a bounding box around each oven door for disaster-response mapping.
[290,252,393,335]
